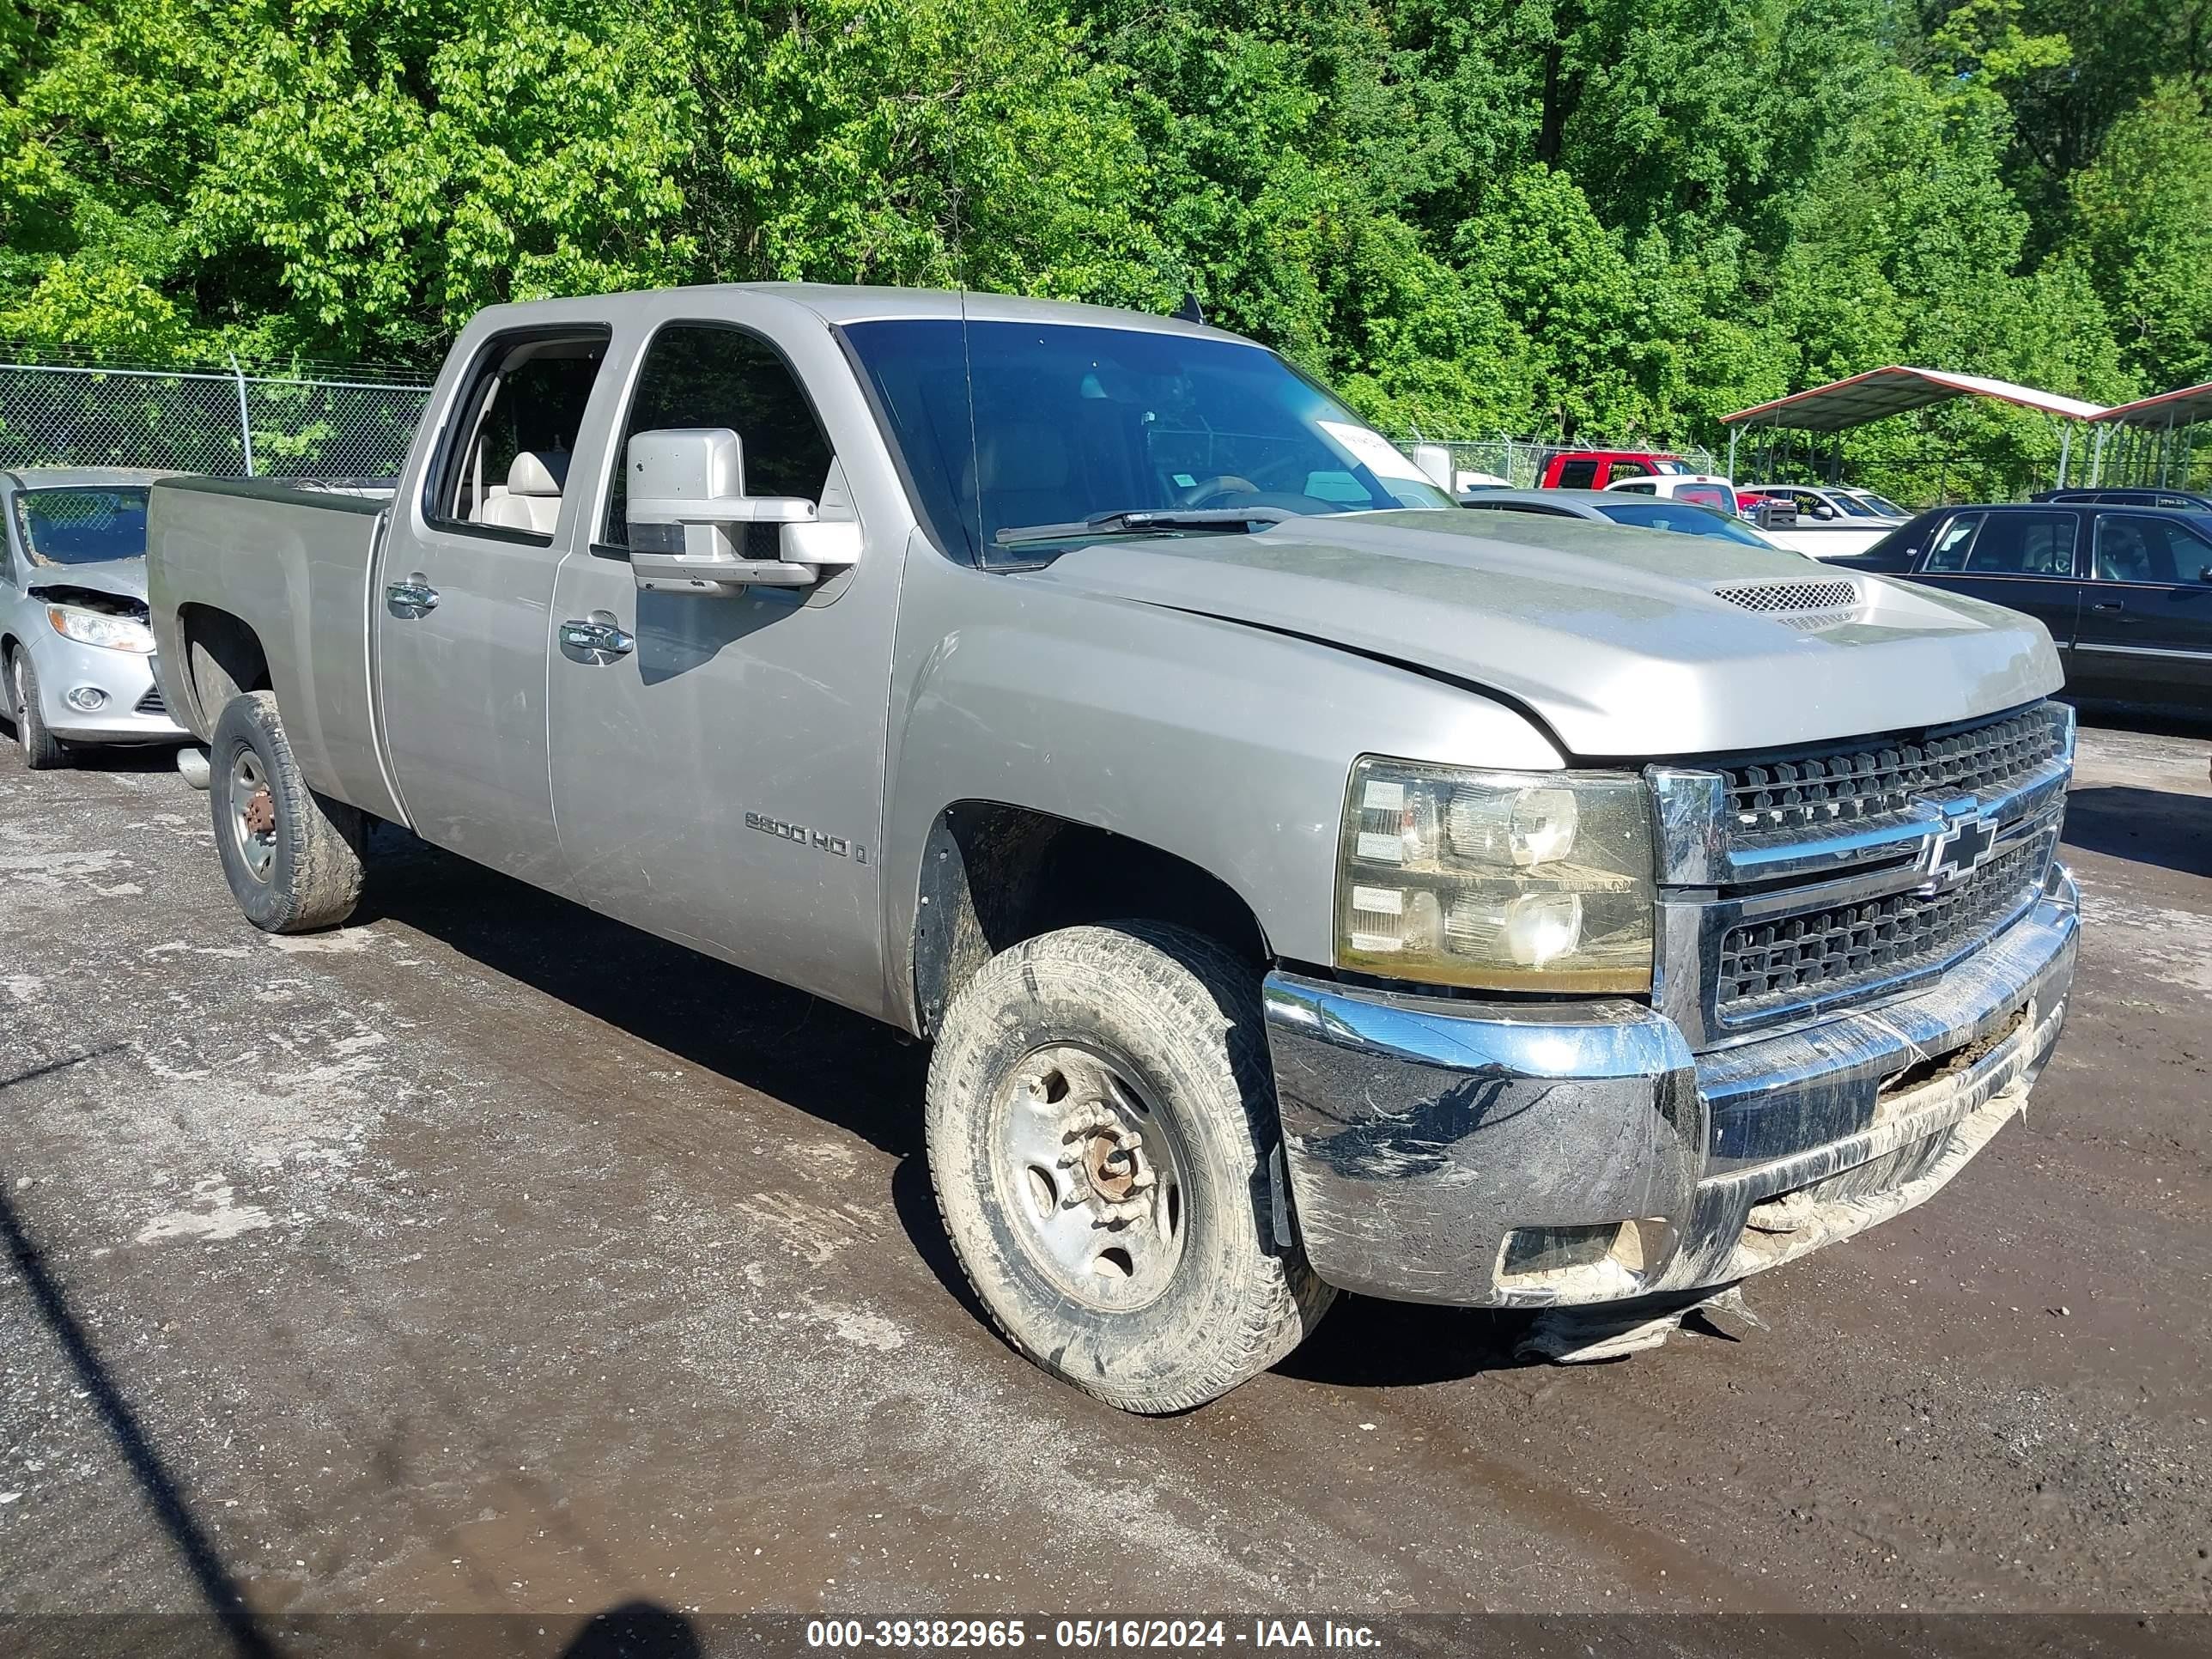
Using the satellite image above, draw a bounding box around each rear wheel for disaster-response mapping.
[9,649,68,770]
[209,690,365,932]
[927,922,1334,1413]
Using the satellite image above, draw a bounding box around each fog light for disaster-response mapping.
[65,685,109,713]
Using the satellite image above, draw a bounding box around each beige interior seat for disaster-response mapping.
[480,450,568,533]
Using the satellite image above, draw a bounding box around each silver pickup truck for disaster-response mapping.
[146,285,2078,1412]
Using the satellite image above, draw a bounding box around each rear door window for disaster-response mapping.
[1959,512,2077,576]
[426,328,611,540]
[1554,459,1601,489]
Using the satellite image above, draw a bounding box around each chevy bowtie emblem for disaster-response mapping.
[1922,799,1999,888]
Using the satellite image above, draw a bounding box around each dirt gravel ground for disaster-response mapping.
[1,718,2208,1632]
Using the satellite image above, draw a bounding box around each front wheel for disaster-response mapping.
[927,923,1334,1412]
[209,690,366,932]
[9,650,68,769]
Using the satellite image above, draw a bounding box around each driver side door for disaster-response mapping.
[544,310,902,1014]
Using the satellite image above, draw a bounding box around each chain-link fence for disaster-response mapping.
[1386,434,1721,490]
[0,357,433,480]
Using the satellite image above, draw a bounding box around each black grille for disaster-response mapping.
[1724,704,2065,838]
[1717,837,2045,1016]
[135,686,166,717]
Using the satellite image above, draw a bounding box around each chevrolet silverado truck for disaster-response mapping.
[145,285,2079,1412]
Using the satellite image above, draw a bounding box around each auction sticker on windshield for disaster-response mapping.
[1317,422,1430,485]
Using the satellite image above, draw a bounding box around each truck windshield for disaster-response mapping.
[14,487,152,567]
[840,319,1451,565]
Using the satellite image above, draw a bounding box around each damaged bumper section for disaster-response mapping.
[1261,862,2077,1307]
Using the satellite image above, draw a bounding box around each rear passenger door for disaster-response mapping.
[2070,513,2212,712]
[378,324,611,884]
[1909,509,2084,662]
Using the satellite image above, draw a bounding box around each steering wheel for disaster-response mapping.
[1177,475,1260,507]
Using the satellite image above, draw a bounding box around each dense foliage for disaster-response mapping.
[3,0,2207,493]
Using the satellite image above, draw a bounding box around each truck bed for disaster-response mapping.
[146,476,405,823]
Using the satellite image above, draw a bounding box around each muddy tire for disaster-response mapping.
[9,649,68,770]
[209,690,365,933]
[927,922,1334,1413]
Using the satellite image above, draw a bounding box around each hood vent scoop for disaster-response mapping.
[1711,577,1859,630]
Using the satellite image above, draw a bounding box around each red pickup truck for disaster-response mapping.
[1539,450,1687,489]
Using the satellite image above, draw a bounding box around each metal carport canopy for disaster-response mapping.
[2094,381,2212,428]
[1723,366,2106,431]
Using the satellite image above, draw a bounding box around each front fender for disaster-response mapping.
[879,556,1565,1026]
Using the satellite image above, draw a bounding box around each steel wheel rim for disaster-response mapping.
[228,749,276,881]
[994,1042,1190,1311]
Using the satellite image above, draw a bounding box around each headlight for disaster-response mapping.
[46,605,155,653]
[1335,757,1655,992]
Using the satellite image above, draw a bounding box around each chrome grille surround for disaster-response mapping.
[1647,700,2075,1049]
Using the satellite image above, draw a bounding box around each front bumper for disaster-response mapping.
[27,638,188,744]
[1261,862,2077,1306]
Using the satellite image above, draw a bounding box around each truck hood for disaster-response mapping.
[24,558,150,611]
[1030,510,2063,758]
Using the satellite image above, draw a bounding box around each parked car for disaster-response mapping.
[1854,501,2212,715]
[1601,473,1740,513]
[1536,449,1689,490]
[2,467,191,768]
[2031,487,2212,513]
[1838,485,1913,519]
[1735,484,1901,557]
[147,284,2077,1411]
[1460,487,1800,550]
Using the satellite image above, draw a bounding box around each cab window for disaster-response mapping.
[600,324,835,555]
[1554,459,1601,489]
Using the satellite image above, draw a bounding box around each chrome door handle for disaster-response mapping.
[559,618,635,661]
[386,577,440,617]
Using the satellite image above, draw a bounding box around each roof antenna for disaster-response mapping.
[1175,288,1205,325]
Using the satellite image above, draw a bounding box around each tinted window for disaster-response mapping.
[1922,514,1986,572]
[1958,511,2076,575]
[14,488,150,567]
[842,319,1449,564]
[1554,459,1601,489]
[1612,480,1656,495]
[602,325,835,550]
[2092,514,2212,585]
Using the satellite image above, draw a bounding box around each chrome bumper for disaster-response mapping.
[1261,863,2078,1306]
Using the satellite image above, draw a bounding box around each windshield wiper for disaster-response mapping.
[994,506,1295,548]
